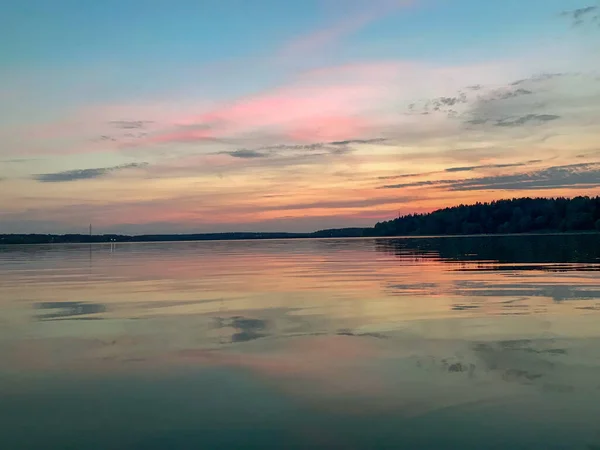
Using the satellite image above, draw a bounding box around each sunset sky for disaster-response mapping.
[1,0,599,234]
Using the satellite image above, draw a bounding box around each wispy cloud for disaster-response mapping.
[380,180,437,189]
[450,163,600,191]
[560,5,599,27]
[380,163,600,191]
[444,162,536,173]
[378,160,543,181]
[222,149,270,159]
[462,73,600,131]
[1,158,39,163]
[140,59,529,151]
[242,196,421,213]
[255,138,385,153]
[494,114,561,127]
[330,138,386,146]
[143,81,391,147]
[34,162,148,183]
[215,137,385,162]
[278,0,413,59]
[109,120,154,130]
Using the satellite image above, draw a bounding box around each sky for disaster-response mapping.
[1,0,599,234]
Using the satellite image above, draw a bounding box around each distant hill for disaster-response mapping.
[368,196,600,237]
[1,197,599,245]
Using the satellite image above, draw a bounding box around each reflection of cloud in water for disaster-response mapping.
[178,335,388,407]
[216,316,269,343]
[35,301,106,320]
[452,280,600,302]
[336,329,387,339]
[6,327,600,422]
[173,333,600,419]
[386,279,600,306]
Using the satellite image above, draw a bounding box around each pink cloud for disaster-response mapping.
[144,57,409,147]
[137,3,418,148]
[14,54,531,158]
[146,84,386,146]
[201,85,378,127]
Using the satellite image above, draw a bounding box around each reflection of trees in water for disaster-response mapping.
[377,235,600,304]
[375,234,600,265]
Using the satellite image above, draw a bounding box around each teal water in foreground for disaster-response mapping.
[1,235,600,449]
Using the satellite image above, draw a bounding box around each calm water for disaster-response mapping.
[1,235,600,449]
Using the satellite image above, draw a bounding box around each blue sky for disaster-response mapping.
[3,0,587,98]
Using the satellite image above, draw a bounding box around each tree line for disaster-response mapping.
[369,196,600,237]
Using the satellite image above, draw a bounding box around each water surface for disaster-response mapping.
[1,235,600,449]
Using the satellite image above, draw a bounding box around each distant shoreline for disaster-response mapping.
[2,196,598,245]
[1,230,599,246]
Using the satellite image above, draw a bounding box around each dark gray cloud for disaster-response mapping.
[462,73,570,128]
[223,149,270,159]
[94,131,148,144]
[406,73,569,125]
[217,138,386,162]
[214,142,333,159]
[378,172,434,181]
[261,142,327,151]
[495,88,533,100]
[561,5,598,26]
[444,162,529,173]
[571,5,597,19]
[109,120,154,129]
[510,73,567,87]
[495,114,560,127]
[328,145,352,155]
[96,135,117,142]
[425,94,468,112]
[380,163,600,191]
[464,90,530,121]
[465,118,489,125]
[378,160,542,181]
[467,114,561,127]
[259,138,385,152]
[450,163,600,191]
[34,162,148,183]
[35,301,106,320]
[424,72,593,130]
[381,180,439,189]
[408,93,468,118]
[329,138,386,146]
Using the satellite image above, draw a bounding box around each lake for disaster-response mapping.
[1,234,600,449]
